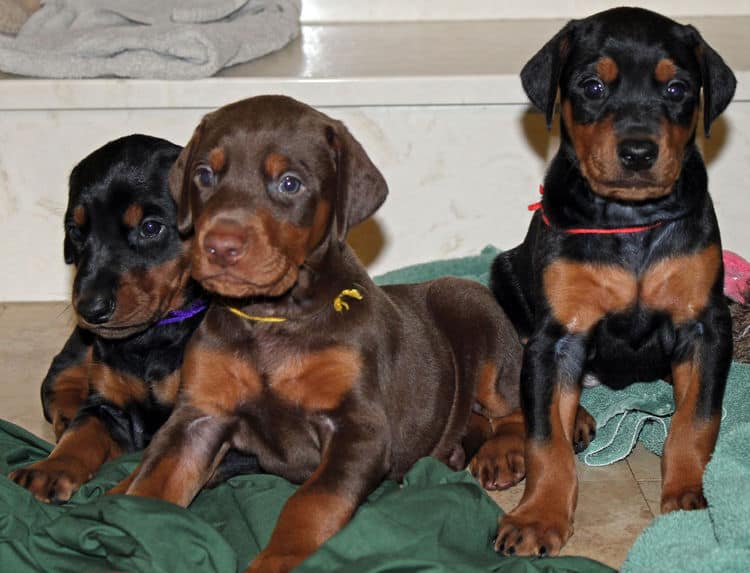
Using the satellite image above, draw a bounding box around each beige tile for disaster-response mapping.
[564,479,654,568]
[483,458,654,570]
[638,480,662,517]
[577,456,634,481]
[0,302,73,444]
[627,443,662,481]
[486,480,525,514]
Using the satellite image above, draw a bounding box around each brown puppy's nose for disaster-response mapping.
[203,228,247,267]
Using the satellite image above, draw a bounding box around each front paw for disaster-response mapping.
[573,406,596,453]
[661,484,707,513]
[9,458,91,503]
[494,506,573,557]
[246,549,304,573]
[469,434,525,490]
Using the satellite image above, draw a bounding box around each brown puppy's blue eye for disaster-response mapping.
[666,80,687,101]
[278,174,302,195]
[140,219,164,238]
[581,78,605,99]
[195,166,215,187]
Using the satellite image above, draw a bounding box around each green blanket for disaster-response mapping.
[0,420,612,573]
[621,363,750,572]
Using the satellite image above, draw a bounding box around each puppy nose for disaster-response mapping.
[617,139,659,171]
[76,294,115,324]
[203,228,247,267]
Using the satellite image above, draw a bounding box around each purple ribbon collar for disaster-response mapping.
[156,299,208,326]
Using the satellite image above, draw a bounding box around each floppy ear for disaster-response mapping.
[327,122,388,243]
[63,235,75,264]
[520,20,576,128]
[168,121,206,235]
[686,26,737,137]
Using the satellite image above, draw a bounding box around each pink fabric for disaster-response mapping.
[723,250,750,304]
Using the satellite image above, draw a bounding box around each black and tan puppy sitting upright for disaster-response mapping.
[489,7,736,557]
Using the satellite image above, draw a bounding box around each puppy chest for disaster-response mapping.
[543,244,721,332]
[184,345,362,415]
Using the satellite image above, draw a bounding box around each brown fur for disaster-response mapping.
[113,96,529,573]
[661,360,721,511]
[543,259,637,332]
[655,58,678,82]
[641,244,722,323]
[122,203,143,228]
[597,56,619,83]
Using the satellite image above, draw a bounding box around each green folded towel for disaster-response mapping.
[0,420,613,573]
[374,245,499,287]
[623,416,750,572]
[578,362,750,465]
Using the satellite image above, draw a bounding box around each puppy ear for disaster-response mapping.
[686,26,737,137]
[168,121,205,235]
[327,122,388,243]
[520,20,576,129]
[63,235,75,264]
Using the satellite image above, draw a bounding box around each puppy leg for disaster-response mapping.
[496,328,584,557]
[10,414,121,503]
[248,417,388,573]
[661,309,730,512]
[113,405,232,507]
[40,328,92,441]
[469,409,526,490]
[470,403,594,490]
[573,405,596,453]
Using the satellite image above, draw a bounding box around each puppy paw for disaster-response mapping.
[9,458,91,503]
[494,507,573,557]
[661,485,707,513]
[469,435,525,490]
[573,406,596,453]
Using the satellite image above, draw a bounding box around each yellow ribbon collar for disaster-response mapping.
[224,288,363,323]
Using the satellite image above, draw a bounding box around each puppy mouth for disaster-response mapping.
[588,175,674,202]
[195,265,298,298]
[77,318,154,339]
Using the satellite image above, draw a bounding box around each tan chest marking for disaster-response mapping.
[89,363,148,407]
[544,245,721,333]
[271,347,361,411]
[183,348,262,415]
[543,261,637,333]
[151,370,182,406]
[640,244,721,324]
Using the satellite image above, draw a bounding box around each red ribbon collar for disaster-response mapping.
[528,185,664,235]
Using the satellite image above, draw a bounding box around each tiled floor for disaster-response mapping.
[0,302,664,570]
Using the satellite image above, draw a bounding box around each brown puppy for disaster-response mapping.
[110,96,530,572]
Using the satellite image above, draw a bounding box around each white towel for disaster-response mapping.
[0,0,301,79]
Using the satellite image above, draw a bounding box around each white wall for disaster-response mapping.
[301,0,750,21]
[0,4,748,301]
[1,101,747,302]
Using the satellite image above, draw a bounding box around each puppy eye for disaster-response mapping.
[194,165,215,187]
[278,173,303,195]
[581,77,606,99]
[139,219,164,239]
[665,80,688,101]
